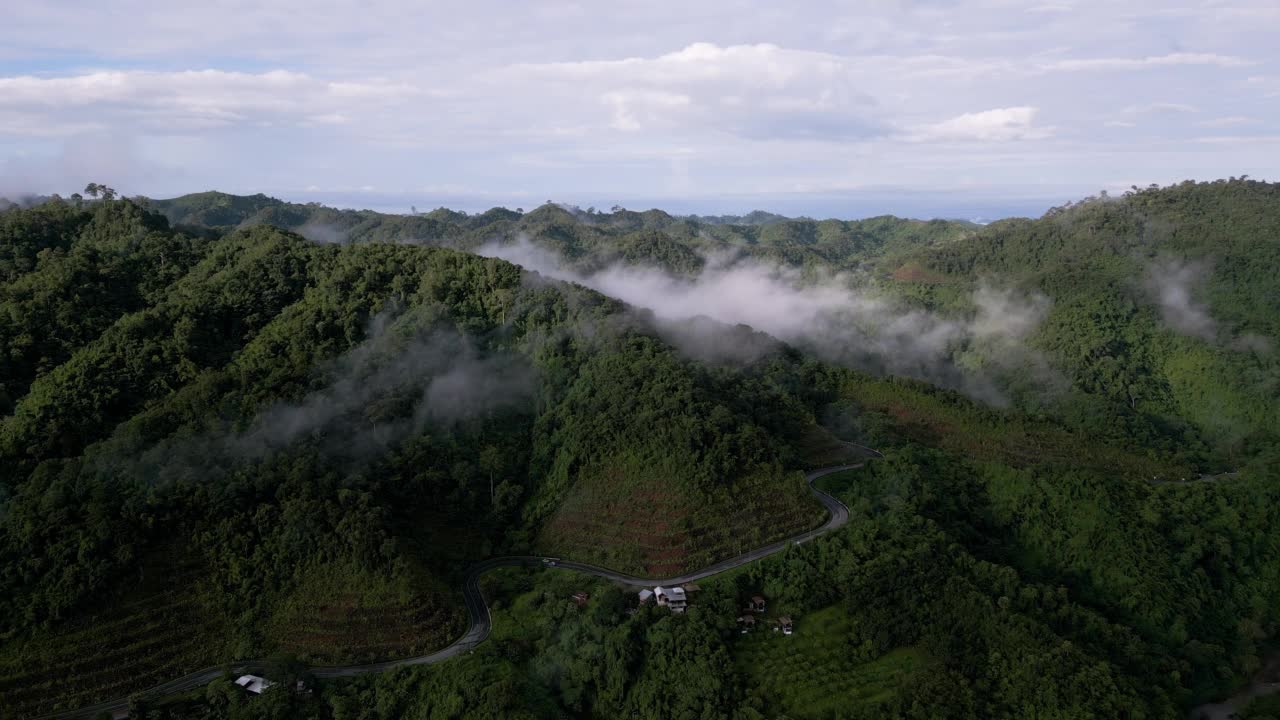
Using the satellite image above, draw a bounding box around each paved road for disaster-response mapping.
[1189,653,1280,720]
[39,462,867,719]
[1150,471,1240,485]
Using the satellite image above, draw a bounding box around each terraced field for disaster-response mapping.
[539,479,692,575]
[735,605,924,718]
[22,463,859,718]
[267,564,466,665]
[0,557,470,717]
[538,466,825,576]
[841,376,1190,478]
[0,558,232,718]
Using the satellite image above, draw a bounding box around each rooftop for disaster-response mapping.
[235,674,274,694]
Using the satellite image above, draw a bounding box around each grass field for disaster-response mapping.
[734,604,923,719]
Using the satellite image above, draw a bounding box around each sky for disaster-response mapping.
[1,0,1278,219]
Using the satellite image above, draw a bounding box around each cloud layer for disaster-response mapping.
[481,237,1053,402]
[2,1,1278,213]
[0,70,415,134]
[904,106,1051,142]
[506,43,884,141]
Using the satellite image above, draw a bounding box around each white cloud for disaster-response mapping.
[306,113,351,126]
[602,90,692,131]
[503,43,884,140]
[1123,102,1198,114]
[1039,52,1256,72]
[1,2,1277,207]
[1243,75,1280,98]
[0,70,418,136]
[1025,4,1072,13]
[904,106,1052,142]
[1195,115,1261,127]
[1193,134,1280,144]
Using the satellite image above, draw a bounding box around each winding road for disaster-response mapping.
[40,462,867,720]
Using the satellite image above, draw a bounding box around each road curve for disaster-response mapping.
[40,462,867,719]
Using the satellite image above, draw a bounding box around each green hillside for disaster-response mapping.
[147,181,1280,473]
[0,197,834,715]
[1,184,1278,719]
[887,179,1280,465]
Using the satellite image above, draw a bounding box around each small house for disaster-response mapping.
[778,616,794,635]
[572,591,589,607]
[235,674,274,694]
[736,615,757,633]
[638,589,655,604]
[749,595,767,612]
[654,586,688,612]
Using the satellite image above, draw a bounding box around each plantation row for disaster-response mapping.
[272,592,465,664]
[735,605,925,719]
[0,584,228,716]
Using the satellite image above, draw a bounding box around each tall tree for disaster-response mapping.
[479,445,503,503]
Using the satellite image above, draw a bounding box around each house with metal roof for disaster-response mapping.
[235,675,275,694]
[654,586,688,612]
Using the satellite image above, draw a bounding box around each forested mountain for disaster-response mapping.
[888,179,1280,467]
[146,181,1280,470]
[142,191,977,277]
[0,196,841,715]
[1,183,1278,719]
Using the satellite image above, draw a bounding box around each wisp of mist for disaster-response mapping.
[480,235,1055,404]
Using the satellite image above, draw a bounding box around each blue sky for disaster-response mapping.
[1,1,1278,219]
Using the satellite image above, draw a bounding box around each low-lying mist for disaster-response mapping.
[1144,255,1272,353]
[1145,257,1218,341]
[235,314,535,459]
[481,236,1055,403]
[87,311,536,485]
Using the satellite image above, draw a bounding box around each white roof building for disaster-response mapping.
[235,674,275,694]
[638,589,655,604]
[654,586,688,612]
